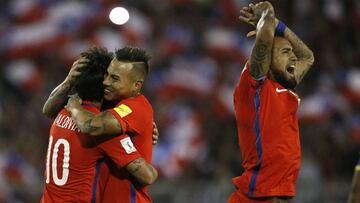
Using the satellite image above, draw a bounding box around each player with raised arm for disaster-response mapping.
[40,47,157,203]
[228,2,314,203]
[66,47,156,203]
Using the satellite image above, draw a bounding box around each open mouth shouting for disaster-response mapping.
[286,63,296,75]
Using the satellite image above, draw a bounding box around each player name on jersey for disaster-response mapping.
[53,113,80,132]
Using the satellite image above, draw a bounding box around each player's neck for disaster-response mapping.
[268,70,276,82]
[86,101,102,109]
[131,91,141,98]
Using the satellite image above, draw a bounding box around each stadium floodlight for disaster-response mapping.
[109,7,130,25]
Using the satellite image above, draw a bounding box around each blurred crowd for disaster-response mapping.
[0,0,359,202]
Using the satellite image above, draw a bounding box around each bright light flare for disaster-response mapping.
[109,7,129,25]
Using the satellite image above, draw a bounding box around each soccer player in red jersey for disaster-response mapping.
[228,2,314,203]
[348,157,360,203]
[41,48,157,203]
[66,47,156,203]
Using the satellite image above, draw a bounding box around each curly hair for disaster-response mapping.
[73,47,113,101]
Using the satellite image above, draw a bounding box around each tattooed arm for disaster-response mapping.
[42,80,73,118]
[65,94,122,136]
[239,2,314,82]
[249,2,276,79]
[283,27,314,83]
[126,158,158,185]
[42,58,89,118]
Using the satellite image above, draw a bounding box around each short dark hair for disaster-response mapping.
[73,47,113,101]
[114,46,151,78]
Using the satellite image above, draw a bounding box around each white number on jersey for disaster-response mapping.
[45,136,70,186]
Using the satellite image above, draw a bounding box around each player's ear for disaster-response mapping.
[134,80,143,91]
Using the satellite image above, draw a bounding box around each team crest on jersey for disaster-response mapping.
[120,137,137,154]
[113,104,132,118]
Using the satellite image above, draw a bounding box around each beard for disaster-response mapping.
[271,68,297,89]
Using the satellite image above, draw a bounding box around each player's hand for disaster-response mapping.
[239,5,257,27]
[152,122,159,145]
[65,94,82,111]
[239,1,275,38]
[65,57,89,85]
[239,6,258,38]
[239,2,274,26]
[252,1,275,21]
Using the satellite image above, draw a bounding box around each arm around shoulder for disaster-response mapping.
[66,95,124,136]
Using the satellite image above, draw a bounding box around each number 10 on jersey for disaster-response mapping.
[46,136,70,186]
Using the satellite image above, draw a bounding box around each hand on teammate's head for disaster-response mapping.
[65,57,90,85]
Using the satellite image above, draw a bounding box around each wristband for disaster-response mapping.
[275,21,286,36]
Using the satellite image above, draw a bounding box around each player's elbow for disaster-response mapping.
[141,166,158,186]
[308,50,315,65]
[148,168,158,185]
[143,175,158,186]
[42,105,57,119]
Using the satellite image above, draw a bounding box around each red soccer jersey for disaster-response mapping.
[40,102,141,203]
[97,94,154,203]
[232,64,301,199]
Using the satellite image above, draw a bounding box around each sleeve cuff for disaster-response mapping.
[107,109,128,133]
